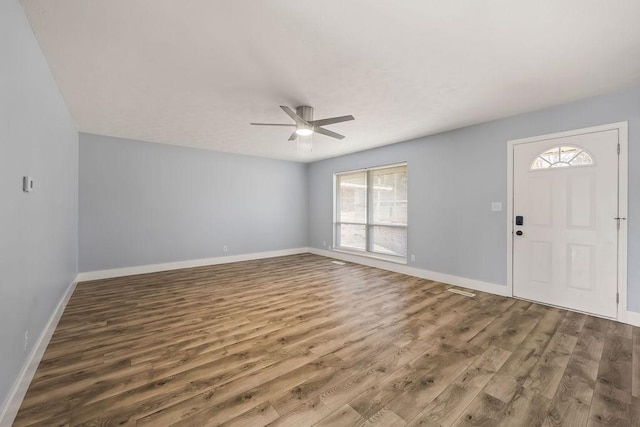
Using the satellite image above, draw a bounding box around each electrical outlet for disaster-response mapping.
[223,246,228,253]
[411,254,416,262]
[323,241,326,247]
[24,330,29,353]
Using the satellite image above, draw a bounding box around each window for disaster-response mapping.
[530,146,594,170]
[335,163,407,260]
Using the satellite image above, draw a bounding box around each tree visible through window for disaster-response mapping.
[335,164,407,259]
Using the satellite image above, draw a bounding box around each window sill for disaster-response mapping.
[332,248,408,265]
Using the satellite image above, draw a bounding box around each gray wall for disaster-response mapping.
[0,0,78,409]
[79,134,309,272]
[308,86,640,313]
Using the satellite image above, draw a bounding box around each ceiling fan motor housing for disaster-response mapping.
[294,106,314,136]
[296,106,313,122]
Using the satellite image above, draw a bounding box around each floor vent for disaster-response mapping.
[331,261,346,265]
[447,288,476,298]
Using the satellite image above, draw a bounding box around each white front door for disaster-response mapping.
[512,129,620,318]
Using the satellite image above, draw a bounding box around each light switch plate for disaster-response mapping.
[491,202,502,212]
[23,176,34,192]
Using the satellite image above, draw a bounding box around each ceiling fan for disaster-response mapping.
[250,106,355,141]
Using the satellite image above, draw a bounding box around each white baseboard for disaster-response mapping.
[626,310,640,327]
[0,278,77,427]
[76,247,310,282]
[308,248,510,297]
[310,248,640,327]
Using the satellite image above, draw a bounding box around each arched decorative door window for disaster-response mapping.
[530,145,594,170]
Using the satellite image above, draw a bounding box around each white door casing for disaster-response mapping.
[507,122,628,321]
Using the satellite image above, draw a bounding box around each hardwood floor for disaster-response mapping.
[13,254,640,426]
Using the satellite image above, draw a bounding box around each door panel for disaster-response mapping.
[513,130,618,318]
[567,175,595,229]
[567,243,595,291]
[529,177,553,226]
[529,241,552,285]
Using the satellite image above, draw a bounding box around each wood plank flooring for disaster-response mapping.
[13,254,640,426]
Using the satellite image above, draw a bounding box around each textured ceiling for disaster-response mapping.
[21,0,640,162]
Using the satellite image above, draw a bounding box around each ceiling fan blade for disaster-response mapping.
[250,123,296,127]
[314,126,345,140]
[280,106,308,125]
[288,131,298,141]
[309,115,354,127]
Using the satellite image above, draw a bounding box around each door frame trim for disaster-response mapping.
[506,121,628,322]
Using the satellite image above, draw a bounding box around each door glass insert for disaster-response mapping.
[530,146,594,170]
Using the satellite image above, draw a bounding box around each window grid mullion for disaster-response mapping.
[334,175,340,248]
[366,169,372,252]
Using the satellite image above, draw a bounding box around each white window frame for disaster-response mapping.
[333,162,408,264]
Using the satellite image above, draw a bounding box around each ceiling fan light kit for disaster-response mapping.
[295,125,313,136]
[250,105,355,148]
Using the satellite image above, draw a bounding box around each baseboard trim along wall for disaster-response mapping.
[76,247,310,282]
[309,248,640,326]
[308,247,511,297]
[627,311,640,327]
[0,279,78,427]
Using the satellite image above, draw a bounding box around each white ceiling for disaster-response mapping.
[22,0,640,162]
